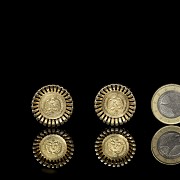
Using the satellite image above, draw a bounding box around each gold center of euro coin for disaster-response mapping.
[102,134,129,159]
[103,91,129,118]
[40,134,67,160]
[39,92,66,119]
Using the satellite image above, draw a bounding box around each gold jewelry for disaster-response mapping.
[32,128,74,168]
[94,84,136,126]
[95,127,136,167]
[31,84,73,127]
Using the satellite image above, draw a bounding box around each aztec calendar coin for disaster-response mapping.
[31,84,73,127]
[94,84,136,126]
[151,84,180,125]
[95,128,136,167]
[151,125,180,165]
[32,129,74,168]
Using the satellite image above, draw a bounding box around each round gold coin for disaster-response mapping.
[31,84,73,127]
[32,129,74,168]
[151,84,180,125]
[94,84,136,126]
[151,125,180,165]
[95,128,136,167]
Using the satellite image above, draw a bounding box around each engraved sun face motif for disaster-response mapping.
[40,134,67,161]
[103,91,128,118]
[40,93,66,119]
[102,134,129,159]
[158,90,180,118]
[157,132,180,159]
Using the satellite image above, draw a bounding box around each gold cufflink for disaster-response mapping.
[31,84,73,127]
[94,84,136,126]
[32,128,74,168]
[95,127,136,167]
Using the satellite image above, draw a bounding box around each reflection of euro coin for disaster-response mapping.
[32,129,74,168]
[94,84,136,126]
[95,128,136,167]
[151,126,180,165]
[31,84,73,127]
[151,84,180,125]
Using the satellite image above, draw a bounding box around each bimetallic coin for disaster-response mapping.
[151,84,180,125]
[95,128,136,167]
[94,84,136,126]
[32,129,74,168]
[151,126,180,165]
[31,84,73,127]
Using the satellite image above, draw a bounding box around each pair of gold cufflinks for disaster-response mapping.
[32,84,137,168]
[32,85,74,168]
[94,84,136,167]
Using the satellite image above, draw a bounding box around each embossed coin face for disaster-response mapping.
[95,128,136,167]
[40,134,67,160]
[151,126,180,165]
[40,93,66,119]
[32,85,73,127]
[103,91,129,118]
[32,129,74,168]
[102,134,129,159]
[94,84,136,126]
[151,84,180,124]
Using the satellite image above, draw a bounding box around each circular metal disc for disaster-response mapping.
[95,128,136,167]
[102,134,129,159]
[151,84,180,125]
[31,84,73,127]
[94,84,136,126]
[39,134,67,161]
[32,129,74,168]
[151,125,180,165]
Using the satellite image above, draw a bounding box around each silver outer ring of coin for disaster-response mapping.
[94,84,136,126]
[151,125,180,165]
[31,84,73,127]
[151,84,180,125]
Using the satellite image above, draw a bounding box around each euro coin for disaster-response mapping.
[151,125,180,165]
[151,84,180,125]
